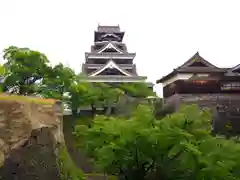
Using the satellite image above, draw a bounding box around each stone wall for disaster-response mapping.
[0,95,64,180]
[0,128,60,180]
[63,115,97,174]
[164,93,240,135]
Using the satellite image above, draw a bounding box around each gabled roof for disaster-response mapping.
[97,25,121,33]
[94,25,125,42]
[92,41,128,53]
[89,60,132,77]
[98,43,123,53]
[231,64,240,72]
[101,33,120,39]
[223,64,240,76]
[178,52,218,69]
[156,52,226,83]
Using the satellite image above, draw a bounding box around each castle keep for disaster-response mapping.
[82,25,152,86]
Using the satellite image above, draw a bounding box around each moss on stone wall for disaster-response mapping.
[0,93,56,104]
[85,173,117,180]
[57,144,85,180]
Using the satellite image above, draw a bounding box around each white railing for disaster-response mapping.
[81,75,147,82]
[84,64,135,69]
[86,52,136,59]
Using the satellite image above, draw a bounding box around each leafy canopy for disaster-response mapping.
[39,63,75,99]
[74,104,240,180]
[3,46,49,95]
[118,82,155,98]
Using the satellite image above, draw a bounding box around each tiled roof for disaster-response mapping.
[156,52,227,83]
[177,67,225,73]
[97,25,121,33]
[85,52,136,59]
[88,60,133,77]
[91,42,128,53]
[177,52,218,69]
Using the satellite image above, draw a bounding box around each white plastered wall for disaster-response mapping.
[162,73,210,87]
[162,73,193,87]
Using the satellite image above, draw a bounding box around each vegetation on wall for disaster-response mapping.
[56,145,85,180]
[0,94,56,104]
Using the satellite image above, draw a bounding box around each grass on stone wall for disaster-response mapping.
[0,93,57,105]
[57,144,85,180]
[85,173,117,180]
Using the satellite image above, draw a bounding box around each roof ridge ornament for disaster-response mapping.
[109,60,115,69]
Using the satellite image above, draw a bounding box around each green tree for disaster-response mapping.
[117,82,155,98]
[74,104,240,180]
[0,64,7,92]
[74,105,161,180]
[38,63,75,100]
[69,82,125,117]
[0,64,7,76]
[96,83,124,115]
[68,80,90,115]
[3,46,50,95]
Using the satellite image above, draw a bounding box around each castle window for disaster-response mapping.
[192,80,208,84]
[221,82,240,90]
[196,73,209,77]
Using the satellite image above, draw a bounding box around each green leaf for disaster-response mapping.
[168,145,182,159]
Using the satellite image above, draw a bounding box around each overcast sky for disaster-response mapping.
[0,0,239,96]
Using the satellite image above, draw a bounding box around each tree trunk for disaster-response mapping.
[72,109,78,116]
[19,86,26,95]
[105,106,112,116]
[91,104,96,119]
[120,169,147,180]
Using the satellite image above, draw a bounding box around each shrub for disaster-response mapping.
[74,104,240,180]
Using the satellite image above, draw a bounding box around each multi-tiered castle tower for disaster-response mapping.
[82,25,149,83]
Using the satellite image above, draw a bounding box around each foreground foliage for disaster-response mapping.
[74,104,240,180]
